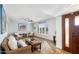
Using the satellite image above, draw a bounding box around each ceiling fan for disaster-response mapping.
[23,18,33,23]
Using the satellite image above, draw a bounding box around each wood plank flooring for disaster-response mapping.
[32,37,70,54]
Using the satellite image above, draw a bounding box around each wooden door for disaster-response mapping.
[72,11,79,53]
[62,11,79,54]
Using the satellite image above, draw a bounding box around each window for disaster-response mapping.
[40,28,41,34]
[38,27,39,33]
[46,27,48,34]
[65,18,69,47]
[38,23,48,34]
[42,27,44,33]
[75,16,79,26]
[39,27,48,34]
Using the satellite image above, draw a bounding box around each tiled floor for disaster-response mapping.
[32,37,70,54]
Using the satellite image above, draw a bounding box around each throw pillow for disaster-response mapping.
[17,40,27,47]
[8,35,18,50]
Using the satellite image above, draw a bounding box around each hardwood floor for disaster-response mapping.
[32,37,70,54]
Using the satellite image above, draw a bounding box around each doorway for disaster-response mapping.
[62,11,79,54]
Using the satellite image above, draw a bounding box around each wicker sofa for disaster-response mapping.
[1,37,32,54]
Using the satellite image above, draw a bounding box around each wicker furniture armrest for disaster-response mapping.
[6,45,32,54]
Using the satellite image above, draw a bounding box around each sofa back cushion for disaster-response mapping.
[8,35,18,50]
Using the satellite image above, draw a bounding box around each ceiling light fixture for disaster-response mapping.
[24,18,33,23]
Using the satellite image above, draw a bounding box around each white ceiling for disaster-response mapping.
[3,4,79,22]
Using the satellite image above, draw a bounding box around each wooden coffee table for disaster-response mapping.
[27,40,41,52]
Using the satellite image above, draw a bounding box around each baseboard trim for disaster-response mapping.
[35,36,53,42]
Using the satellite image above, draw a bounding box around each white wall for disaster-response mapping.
[7,17,33,33]
[7,18,17,33]
[33,18,56,41]
[48,18,56,40]
[34,16,62,49]
[55,16,62,49]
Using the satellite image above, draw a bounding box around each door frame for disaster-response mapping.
[62,11,79,53]
[62,13,72,53]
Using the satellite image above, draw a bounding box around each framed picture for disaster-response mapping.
[18,23,27,31]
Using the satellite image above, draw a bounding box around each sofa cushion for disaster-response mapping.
[17,40,27,47]
[8,35,18,50]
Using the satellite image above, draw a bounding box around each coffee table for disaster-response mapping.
[26,40,41,52]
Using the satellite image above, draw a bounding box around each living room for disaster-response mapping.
[0,4,79,54]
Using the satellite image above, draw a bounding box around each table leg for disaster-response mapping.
[40,43,41,49]
[31,45,34,52]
